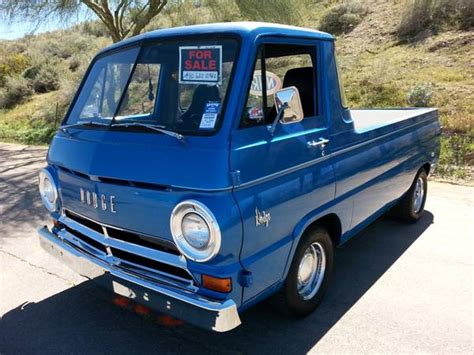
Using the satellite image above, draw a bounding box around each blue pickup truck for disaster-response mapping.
[37,22,440,332]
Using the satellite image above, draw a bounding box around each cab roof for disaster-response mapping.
[99,22,334,54]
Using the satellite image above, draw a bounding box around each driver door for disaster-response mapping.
[230,40,334,302]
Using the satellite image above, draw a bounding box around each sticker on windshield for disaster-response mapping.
[179,45,222,85]
[199,101,220,129]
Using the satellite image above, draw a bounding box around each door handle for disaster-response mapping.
[307,138,329,149]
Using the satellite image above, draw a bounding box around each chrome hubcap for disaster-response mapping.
[297,242,326,300]
[413,177,425,214]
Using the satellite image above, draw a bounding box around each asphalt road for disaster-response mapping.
[0,142,473,354]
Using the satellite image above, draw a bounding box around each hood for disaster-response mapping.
[48,130,231,191]
[48,130,231,244]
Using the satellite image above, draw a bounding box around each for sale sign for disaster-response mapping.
[179,45,222,85]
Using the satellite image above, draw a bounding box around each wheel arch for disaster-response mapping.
[282,212,342,281]
[306,213,342,247]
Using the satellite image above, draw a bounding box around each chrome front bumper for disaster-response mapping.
[38,226,241,332]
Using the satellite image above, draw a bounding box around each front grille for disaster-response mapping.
[65,226,107,254]
[59,209,195,289]
[106,226,180,255]
[110,248,191,280]
[65,210,102,233]
[65,210,179,255]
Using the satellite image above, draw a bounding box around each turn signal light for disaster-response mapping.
[202,275,232,293]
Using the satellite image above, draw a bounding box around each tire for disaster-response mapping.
[272,226,334,316]
[392,169,428,223]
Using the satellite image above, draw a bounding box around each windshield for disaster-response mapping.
[66,37,239,135]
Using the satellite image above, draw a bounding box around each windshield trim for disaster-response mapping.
[62,34,242,137]
[110,46,142,125]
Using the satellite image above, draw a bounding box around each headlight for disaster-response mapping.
[170,200,221,262]
[182,212,210,249]
[39,169,58,212]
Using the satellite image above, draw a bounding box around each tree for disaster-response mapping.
[0,0,168,43]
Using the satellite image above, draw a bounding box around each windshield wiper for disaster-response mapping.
[58,120,110,136]
[111,122,185,142]
[58,120,185,143]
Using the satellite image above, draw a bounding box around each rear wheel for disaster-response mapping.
[392,169,428,223]
[272,227,333,316]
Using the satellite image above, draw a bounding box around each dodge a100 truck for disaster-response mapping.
[38,22,440,332]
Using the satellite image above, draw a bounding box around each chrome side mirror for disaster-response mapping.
[275,86,304,124]
[268,86,304,135]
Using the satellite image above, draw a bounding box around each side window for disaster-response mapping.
[241,50,264,126]
[79,67,105,119]
[117,63,161,117]
[79,62,135,119]
[240,44,316,129]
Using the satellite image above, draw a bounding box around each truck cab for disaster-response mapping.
[38,22,440,332]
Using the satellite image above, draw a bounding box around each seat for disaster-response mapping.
[179,85,220,130]
[282,67,315,117]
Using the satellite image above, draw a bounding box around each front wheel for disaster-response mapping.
[272,227,333,316]
[392,169,428,223]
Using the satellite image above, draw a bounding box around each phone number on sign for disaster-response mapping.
[182,71,218,81]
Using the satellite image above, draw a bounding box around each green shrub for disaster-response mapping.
[0,119,56,145]
[32,96,72,126]
[350,78,406,108]
[0,76,33,109]
[25,63,61,93]
[165,0,203,27]
[364,84,405,107]
[68,57,81,72]
[0,53,30,87]
[235,0,305,25]
[436,133,473,180]
[22,121,57,144]
[48,40,73,59]
[439,133,473,166]
[397,0,473,42]
[407,83,434,107]
[206,0,240,22]
[22,66,40,80]
[319,1,368,35]
[81,21,109,38]
[459,0,474,29]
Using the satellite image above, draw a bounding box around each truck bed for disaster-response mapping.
[350,108,437,134]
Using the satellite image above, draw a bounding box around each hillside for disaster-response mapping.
[0,0,472,180]
[336,1,473,133]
